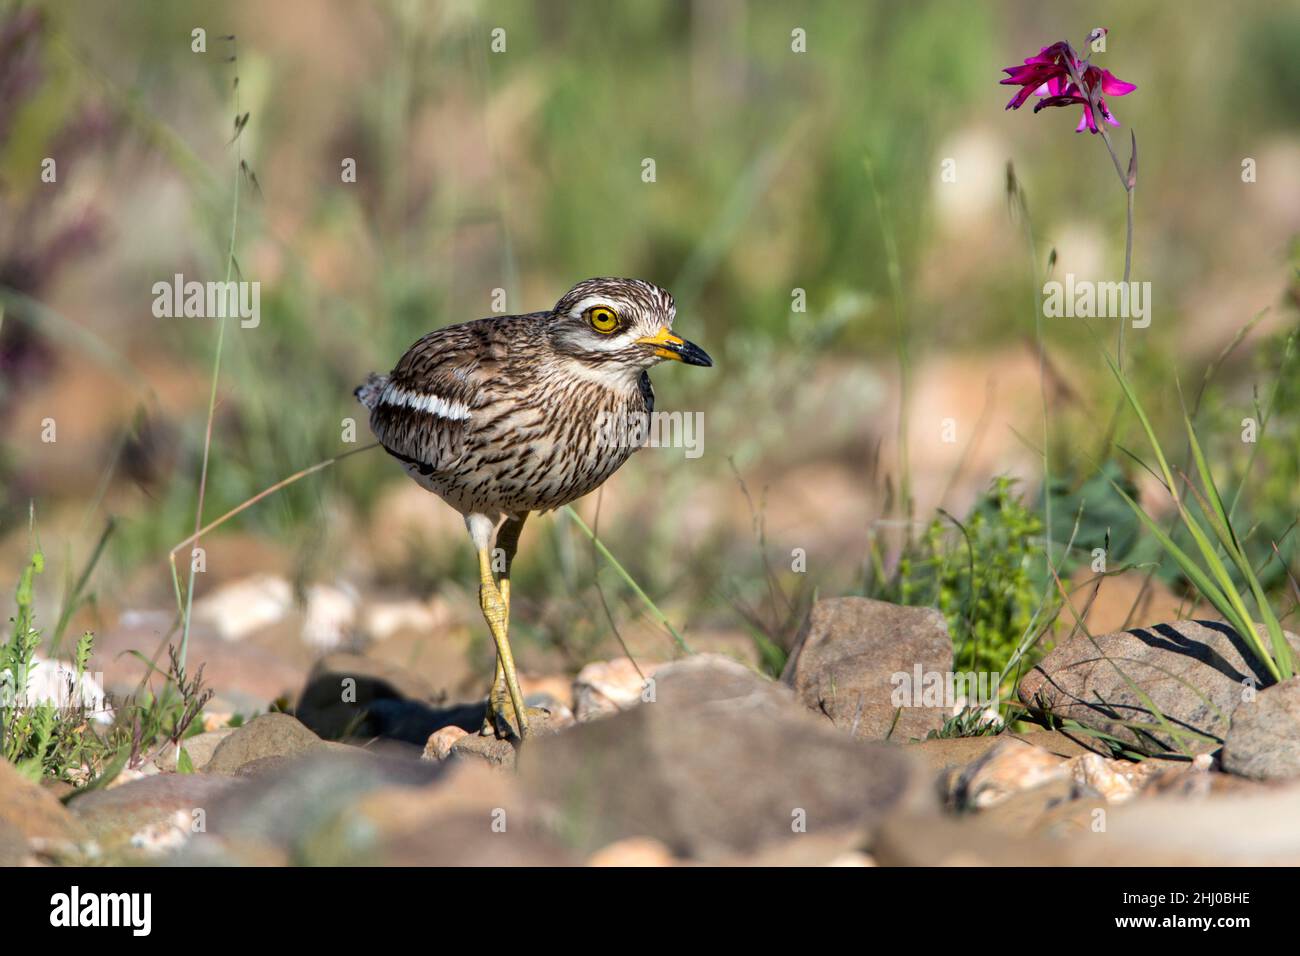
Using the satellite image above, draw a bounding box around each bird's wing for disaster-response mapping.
[366,318,509,474]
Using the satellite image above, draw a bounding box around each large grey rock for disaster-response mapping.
[1065,784,1300,865]
[183,749,446,864]
[781,597,953,741]
[1019,620,1300,756]
[1221,676,1300,780]
[69,773,240,854]
[517,655,932,861]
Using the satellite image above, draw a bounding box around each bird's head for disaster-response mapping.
[548,277,712,375]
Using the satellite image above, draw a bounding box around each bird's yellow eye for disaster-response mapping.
[587,306,619,334]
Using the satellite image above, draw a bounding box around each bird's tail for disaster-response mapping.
[354,372,389,410]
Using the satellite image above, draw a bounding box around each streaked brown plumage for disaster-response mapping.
[355,277,711,740]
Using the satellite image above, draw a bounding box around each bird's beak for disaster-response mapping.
[636,327,713,367]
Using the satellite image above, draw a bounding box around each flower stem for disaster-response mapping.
[1096,126,1136,368]
[1069,47,1137,371]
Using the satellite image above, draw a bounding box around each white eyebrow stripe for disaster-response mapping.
[379,384,471,421]
[569,295,620,316]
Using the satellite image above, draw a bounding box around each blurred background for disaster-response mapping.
[1,0,1297,714]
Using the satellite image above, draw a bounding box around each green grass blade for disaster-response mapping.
[563,506,692,655]
[1183,416,1240,558]
[1180,478,1294,678]
[1110,480,1280,679]
[1109,480,1229,611]
[1106,354,1178,497]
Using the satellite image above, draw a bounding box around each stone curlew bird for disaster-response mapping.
[355,277,712,740]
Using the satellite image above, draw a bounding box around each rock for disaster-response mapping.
[1065,784,1300,865]
[20,654,113,724]
[205,713,329,774]
[586,836,678,867]
[530,697,575,730]
[193,573,293,641]
[955,738,1070,809]
[684,629,763,668]
[572,658,655,721]
[781,597,953,742]
[352,760,520,830]
[450,731,518,770]
[107,766,157,788]
[40,777,77,800]
[0,820,26,866]
[1012,730,1099,759]
[0,758,88,847]
[156,728,236,773]
[69,773,239,856]
[364,809,574,866]
[301,583,360,651]
[974,776,1079,834]
[1018,619,1300,756]
[873,811,1069,866]
[362,597,452,642]
[909,735,1005,777]
[184,749,447,864]
[317,759,573,865]
[1221,676,1300,780]
[719,828,873,866]
[1066,752,1158,803]
[423,726,468,761]
[450,709,566,770]
[1139,753,1254,800]
[518,655,933,861]
[909,730,1095,785]
[1030,787,1111,840]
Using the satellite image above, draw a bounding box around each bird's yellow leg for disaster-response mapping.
[478,546,530,740]
[481,580,508,734]
[482,514,529,736]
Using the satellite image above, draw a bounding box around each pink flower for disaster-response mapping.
[1000,36,1136,133]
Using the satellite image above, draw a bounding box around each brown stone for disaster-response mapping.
[0,758,88,845]
[1221,676,1300,780]
[518,655,933,861]
[205,712,329,774]
[782,597,953,742]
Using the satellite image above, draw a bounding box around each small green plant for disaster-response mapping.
[925,705,1002,740]
[887,477,1047,674]
[2,510,215,785]
[120,645,213,770]
[1,531,110,782]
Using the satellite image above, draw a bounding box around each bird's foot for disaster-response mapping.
[480,694,551,742]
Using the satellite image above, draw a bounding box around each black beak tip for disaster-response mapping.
[680,340,713,368]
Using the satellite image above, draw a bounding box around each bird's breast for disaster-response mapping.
[447,374,649,513]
